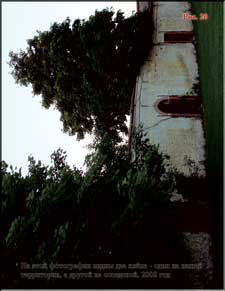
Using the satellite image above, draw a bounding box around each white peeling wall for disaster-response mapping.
[132,3,213,287]
[133,1,206,177]
[154,2,193,43]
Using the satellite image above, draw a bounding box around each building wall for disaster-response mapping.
[132,2,213,287]
[133,1,205,177]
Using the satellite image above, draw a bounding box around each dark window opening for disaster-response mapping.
[164,31,193,43]
[156,96,201,116]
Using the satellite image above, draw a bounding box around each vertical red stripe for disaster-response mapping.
[136,1,140,12]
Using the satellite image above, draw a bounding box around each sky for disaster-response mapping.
[2,1,136,176]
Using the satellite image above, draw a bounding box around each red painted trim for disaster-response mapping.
[136,1,140,12]
[164,31,193,43]
[128,80,137,153]
[154,96,201,117]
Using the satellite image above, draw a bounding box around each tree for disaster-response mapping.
[2,130,190,290]
[9,9,153,140]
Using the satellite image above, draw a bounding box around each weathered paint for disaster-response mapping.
[131,2,213,287]
[132,1,206,177]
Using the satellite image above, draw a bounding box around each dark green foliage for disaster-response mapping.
[9,9,153,140]
[2,130,189,283]
[191,3,223,287]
